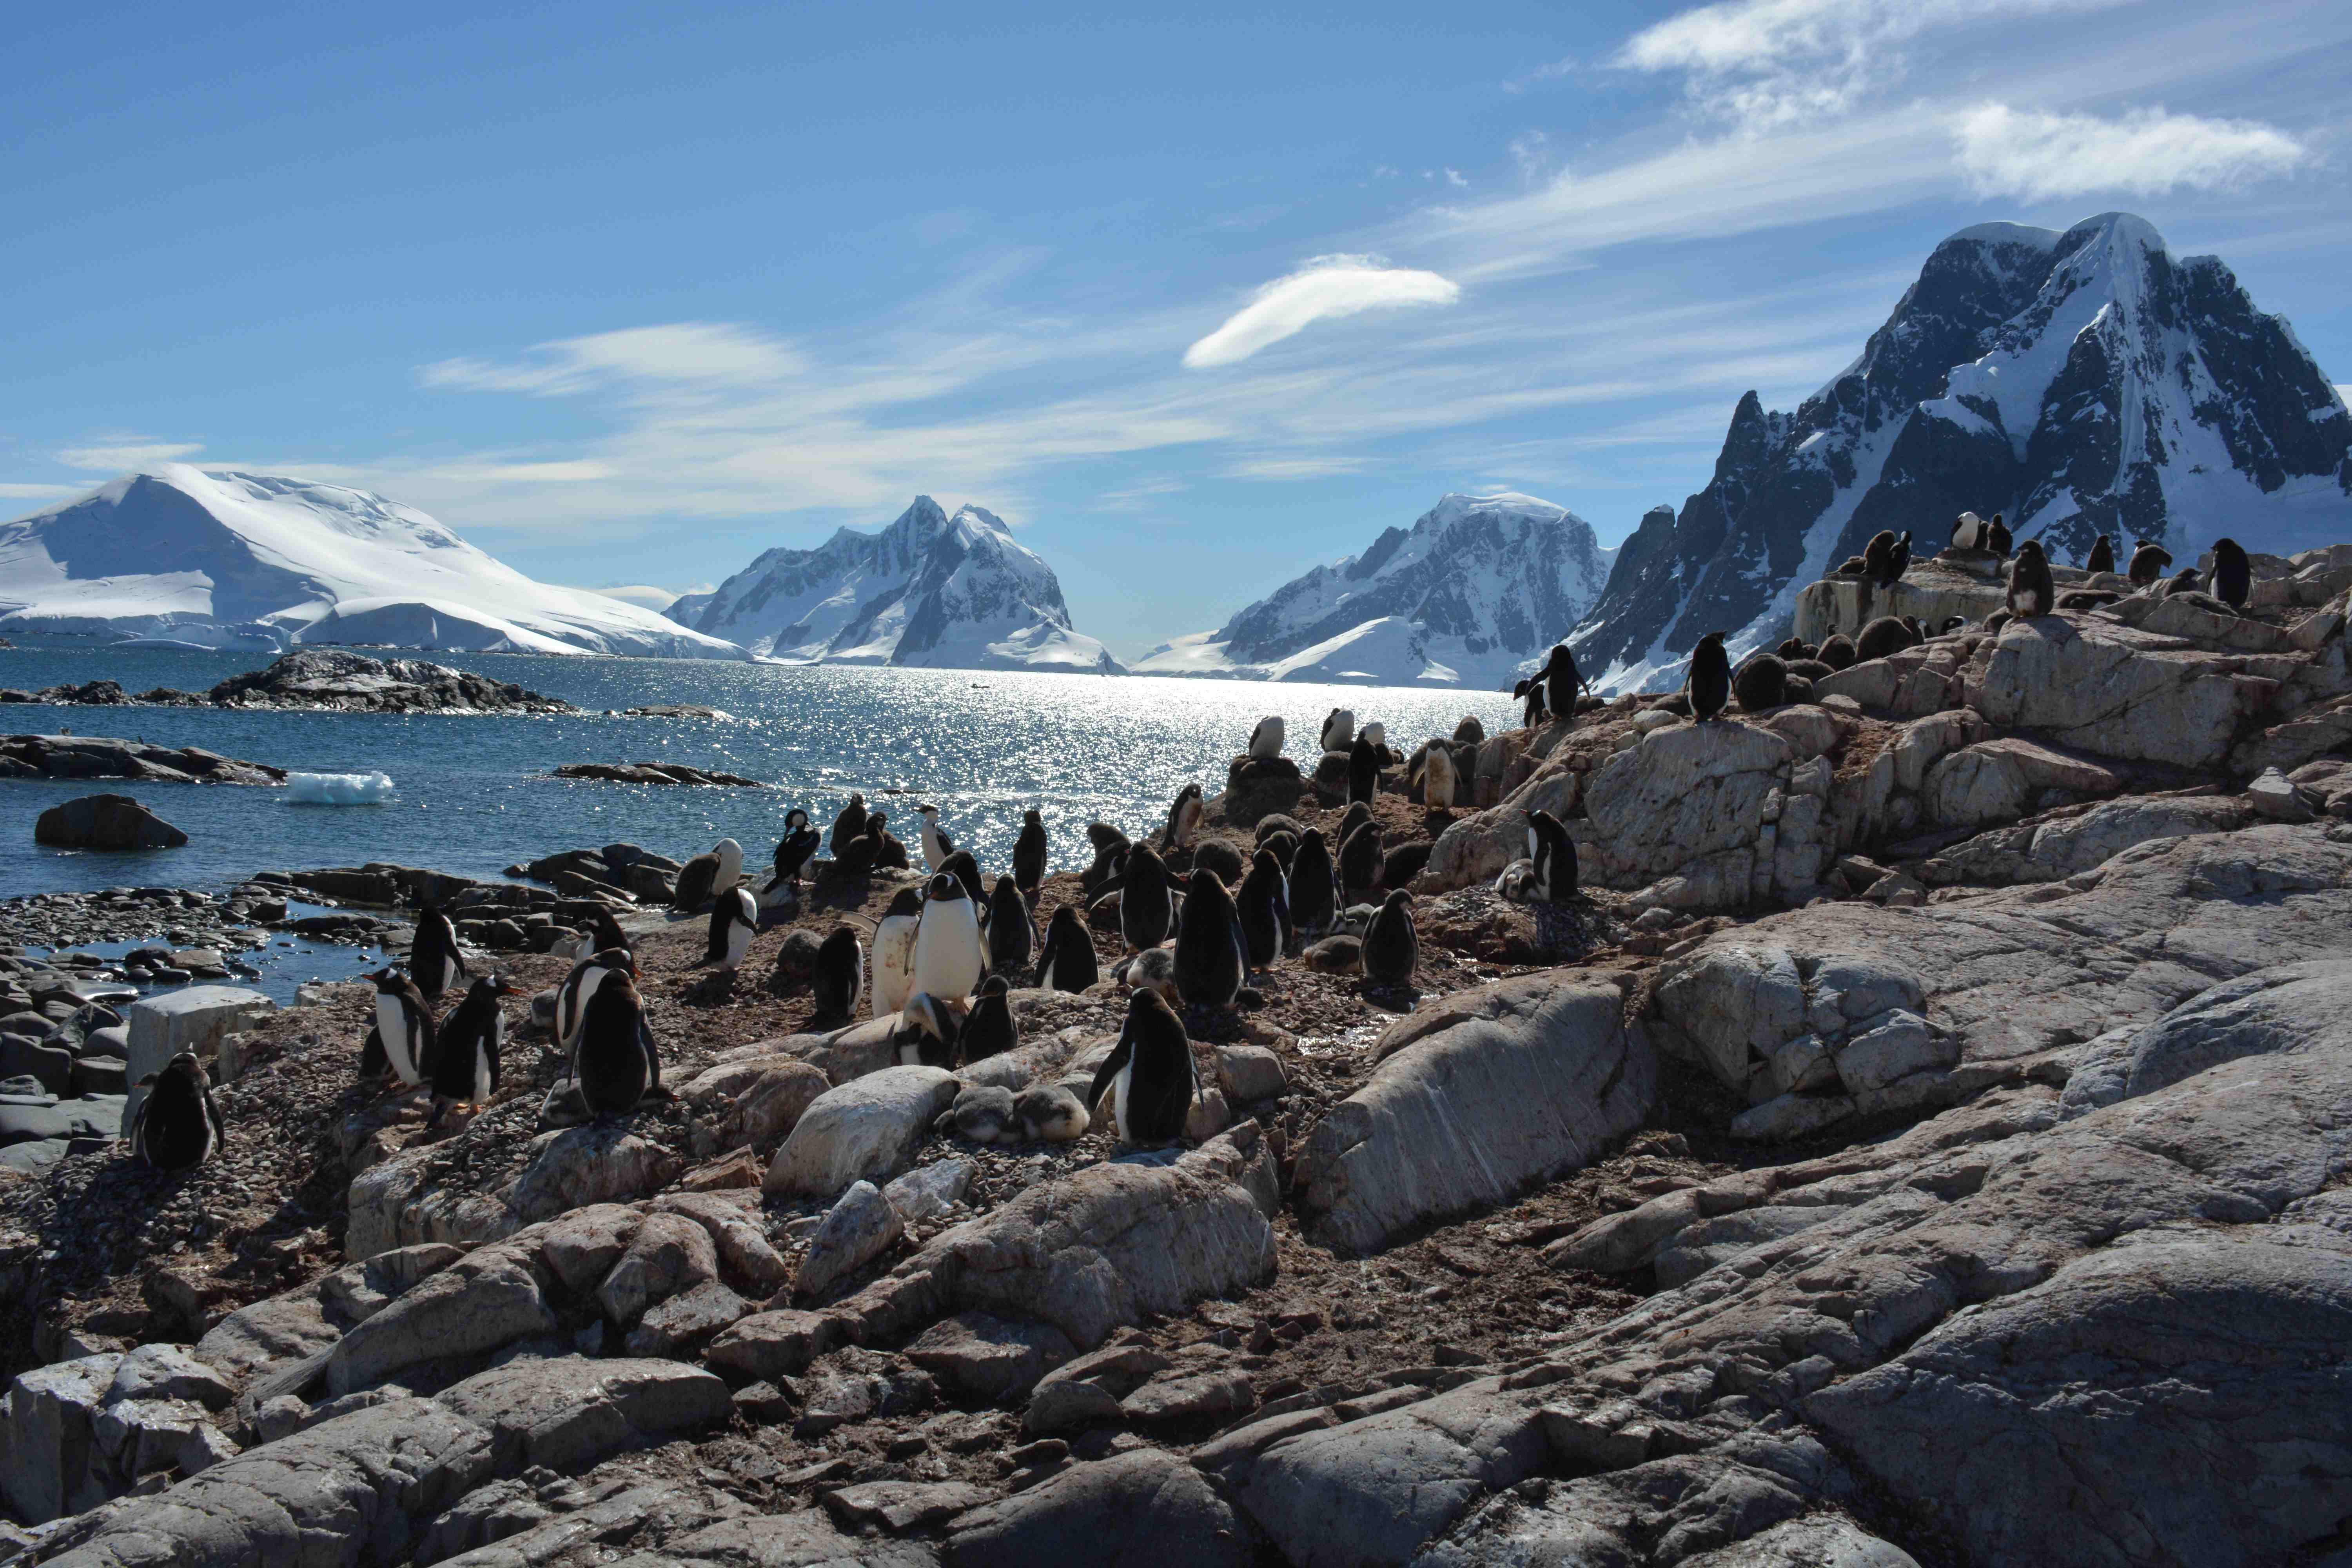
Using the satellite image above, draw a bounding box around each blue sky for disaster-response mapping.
[5,0,2348,656]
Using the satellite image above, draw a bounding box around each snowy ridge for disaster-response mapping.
[1568,212,2352,694]
[0,466,748,660]
[688,496,1121,672]
[1134,491,1615,688]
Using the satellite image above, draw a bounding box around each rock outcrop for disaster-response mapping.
[0,735,285,785]
[32,795,188,851]
[207,650,574,713]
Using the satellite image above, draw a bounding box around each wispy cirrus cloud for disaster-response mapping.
[1952,103,2309,200]
[1181,256,1461,369]
[56,437,204,470]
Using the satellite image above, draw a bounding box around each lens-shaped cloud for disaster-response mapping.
[1954,103,2307,200]
[1183,256,1461,369]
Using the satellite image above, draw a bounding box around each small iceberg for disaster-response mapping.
[285,771,396,805]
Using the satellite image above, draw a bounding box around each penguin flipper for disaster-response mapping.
[202,1079,228,1151]
[638,1017,664,1090]
[1087,1034,1133,1117]
[1086,879,1127,912]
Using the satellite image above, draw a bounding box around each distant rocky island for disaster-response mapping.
[3,650,572,715]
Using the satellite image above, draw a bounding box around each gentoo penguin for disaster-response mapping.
[1036,904,1100,993]
[987,875,1035,975]
[1288,828,1340,937]
[1338,819,1383,896]
[1950,511,1989,550]
[409,904,467,1002]
[1319,708,1356,754]
[673,839,742,912]
[1687,632,1731,722]
[912,871,987,999]
[1161,783,1205,853]
[1886,530,1912,583]
[1362,889,1419,989]
[915,804,955,873]
[895,992,961,1068]
[1421,741,1458,811]
[1528,809,1577,901]
[129,1051,225,1172]
[830,792,868,856]
[1861,530,1896,584]
[1818,633,1857,670]
[1733,654,1787,713]
[1347,735,1381,806]
[1986,514,2013,558]
[1012,809,1049,898]
[429,972,515,1127]
[701,883,757,971]
[1092,842,1177,952]
[574,972,657,1122]
[938,848,985,909]
[1172,867,1245,1011]
[1536,644,1590,721]
[960,975,1018,1064]
[2086,534,2116,574]
[2007,540,2054,618]
[771,809,821,886]
[1081,823,1131,898]
[753,869,800,927]
[871,887,925,1016]
[1247,716,1285,760]
[556,907,631,964]
[2128,538,2174,587]
[556,948,635,1053]
[371,968,437,1090]
[1236,848,1292,971]
[1015,1084,1089,1142]
[812,926,866,1022]
[1089,988,1197,1147]
[1515,676,1546,729]
[2210,537,2252,609]
[1855,617,1910,663]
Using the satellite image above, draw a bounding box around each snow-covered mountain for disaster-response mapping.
[0,466,749,660]
[1570,212,2352,693]
[1133,492,1615,687]
[687,496,1122,672]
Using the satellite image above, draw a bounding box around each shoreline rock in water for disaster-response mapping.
[549,762,765,788]
[0,735,285,786]
[32,795,188,851]
[207,650,573,713]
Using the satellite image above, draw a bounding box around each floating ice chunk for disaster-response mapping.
[285,771,396,805]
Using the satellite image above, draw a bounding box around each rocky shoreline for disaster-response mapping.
[1,650,574,716]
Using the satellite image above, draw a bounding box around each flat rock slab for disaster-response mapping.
[435,1356,733,1473]
[766,1066,960,1200]
[946,1448,1252,1568]
[824,1479,995,1534]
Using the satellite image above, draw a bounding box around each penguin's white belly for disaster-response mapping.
[913,909,984,1000]
[476,1015,499,1103]
[377,995,419,1085]
[1112,1062,1133,1143]
[922,828,947,873]
[723,914,753,970]
[567,967,613,1046]
[442,953,462,993]
[875,918,918,1016]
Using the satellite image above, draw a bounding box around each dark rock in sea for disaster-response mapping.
[207,650,573,714]
[33,795,189,851]
[549,762,764,787]
[618,704,725,719]
[0,734,285,786]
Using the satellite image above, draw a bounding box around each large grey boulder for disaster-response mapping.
[326,1240,556,1397]
[793,1180,903,1301]
[1971,614,2274,769]
[1919,791,2254,886]
[2,1352,122,1523]
[947,1448,1251,1568]
[34,793,187,850]
[764,1065,960,1200]
[595,1212,719,1328]
[1579,720,1792,889]
[433,1356,732,1472]
[1292,971,1655,1254]
[346,1123,677,1262]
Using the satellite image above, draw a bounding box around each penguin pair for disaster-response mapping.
[1246,716,1285,760]
[559,907,631,964]
[673,839,744,913]
[1172,868,1246,1011]
[555,949,638,1057]
[129,1052,225,1172]
[429,972,517,1128]
[409,904,468,1002]
[1088,988,1199,1147]
[1035,904,1100,993]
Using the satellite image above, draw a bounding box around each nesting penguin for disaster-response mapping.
[1347,734,1381,806]
[812,926,866,1022]
[1120,946,1181,1004]
[556,948,635,1054]
[1319,709,1356,753]
[1012,809,1049,898]
[870,886,925,1017]
[1733,654,1787,713]
[960,974,1018,1064]
[1093,842,1177,952]
[1236,848,1292,971]
[2086,534,2116,575]
[1951,511,1990,550]
[1338,819,1384,897]
[409,904,468,1002]
[866,813,911,871]
[1855,616,1910,662]
[2162,567,2202,597]
[1421,741,1458,811]
[128,1051,225,1172]
[371,968,438,1090]
[1687,632,1731,722]
[912,871,987,998]
[987,874,1035,975]
[1172,867,1245,1011]
[831,791,869,856]
[429,972,515,1127]
[1818,633,1857,670]
[1035,904,1100,993]
[894,992,961,1068]
[1362,889,1419,990]
[701,883,757,973]
[1528,809,1577,901]
[573,972,658,1122]
[2210,537,2252,609]
[1288,828,1340,937]
[915,805,955,874]
[1015,1085,1089,1142]
[1247,716,1285,760]
[2007,539,2054,618]
[1089,987,1198,1147]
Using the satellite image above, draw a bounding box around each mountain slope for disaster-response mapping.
[1569,212,2352,693]
[0,466,748,659]
[690,496,1122,672]
[1134,492,1615,686]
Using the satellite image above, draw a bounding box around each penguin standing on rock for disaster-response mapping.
[1347,735,1382,806]
[812,926,866,1022]
[2129,539,2173,588]
[1247,716,1285,760]
[2007,539,2054,618]
[1092,842,1177,952]
[574,973,659,1122]
[1035,904,1099,993]
[1172,867,1245,1011]
[1161,784,1205,853]
[1986,515,2013,558]
[1886,530,1912,583]
[556,949,635,1054]
[1362,889,1419,990]
[938,848,986,909]
[371,968,437,1090]
[1687,632,1731,722]
[129,1052,225,1172]
[1861,531,1897,585]
[410,904,468,1002]
[1320,709,1356,754]
[2086,534,2116,575]
[916,805,955,874]
[1289,828,1340,938]
[960,975,1017,1064]
[1421,741,1458,811]
[1089,988,1198,1147]
[429,973,515,1127]
[987,875,1035,975]
[871,887,924,1016]
[2211,537,2252,609]
[701,883,757,973]
[1236,848,1292,971]
[1013,810,1049,899]
[1528,810,1577,901]
[831,792,868,856]
[913,872,987,999]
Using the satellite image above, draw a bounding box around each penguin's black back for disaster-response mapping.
[1363,891,1418,987]
[1855,617,1909,663]
[432,981,503,1102]
[1289,830,1338,930]
[1529,809,1577,901]
[132,1058,221,1172]
[1172,869,1244,1009]
[813,927,862,1018]
[1120,993,1196,1144]
[960,978,1017,1064]
[1038,904,1099,992]
[831,795,867,856]
[1338,820,1383,893]
[2211,538,2251,608]
[1237,851,1289,969]
[2086,534,2115,574]
[410,907,464,1000]
[1687,634,1731,722]
[987,876,1033,973]
[575,980,649,1119]
[1733,654,1787,713]
[1013,812,1048,893]
[940,849,984,907]
[1122,844,1175,949]
[1818,633,1856,670]
[1347,735,1381,806]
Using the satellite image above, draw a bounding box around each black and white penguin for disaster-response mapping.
[1081,822,1131,899]
[1288,828,1340,937]
[871,886,924,1016]
[960,975,1017,1064]
[2210,537,2252,609]
[1514,675,1546,729]
[574,972,658,1122]
[1986,514,2013,558]
[2129,539,2173,587]
[1035,903,1100,993]
[1347,735,1381,807]
[1533,644,1588,723]
[812,926,866,1022]
[557,905,631,964]
[1861,530,1896,584]
[1687,632,1731,722]
[1901,614,1926,644]
[830,791,869,856]
[409,904,468,1002]
[701,883,757,971]
[1236,848,1292,971]
[1161,783,1205,853]
[1855,616,1910,662]
[1246,716,1285,760]
[1886,530,1912,583]
[913,871,987,998]
[129,1051,225,1172]
[1258,829,1298,873]
[1362,889,1419,989]
[987,875,1035,975]
[1173,867,1245,1011]
[1089,988,1197,1147]
[2086,534,2116,575]
[895,992,961,1067]
[1338,819,1383,896]
[1319,708,1356,754]
[938,848,985,909]
[371,968,438,1090]
[1421,740,1458,811]
[556,948,636,1054]
[429,972,515,1126]
[673,838,742,913]
[1121,945,1180,1004]
[1937,615,1969,634]
[1013,809,1049,898]
[1092,842,1177,952]
[916,805,955,873]
[1528,809,1577,902]
[1950,511,1990,550]
[772,809,821,885]
[2007,539,2054,617]
[1733,654,1787,713]
[1818,633,1857,670]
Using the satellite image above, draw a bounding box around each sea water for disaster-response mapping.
[0,636,1521,902]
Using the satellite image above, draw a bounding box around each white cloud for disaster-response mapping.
[1953,103,2308,200]
[1508,131,1554,187]
[1504,58,1578,94]
[56,439,205,471]
[422,323,810,396]
[0,482,79,499]
[1183,257,1460,370]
